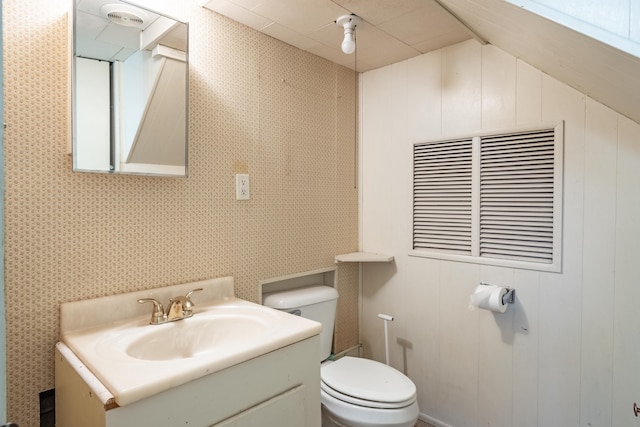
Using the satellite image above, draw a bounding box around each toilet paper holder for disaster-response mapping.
[479,283,515,305]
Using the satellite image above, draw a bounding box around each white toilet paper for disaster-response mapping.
[469,284,508,313]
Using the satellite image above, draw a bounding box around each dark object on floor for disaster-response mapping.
[40,388,55,427]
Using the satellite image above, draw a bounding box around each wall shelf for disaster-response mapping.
[334,252,394,263]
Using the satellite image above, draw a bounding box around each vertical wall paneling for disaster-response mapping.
[612,116,640,427]
[392,62,413,263]
[360,63,407,252]
[477,266,514,427]
[407,51,442,142]
[515,60,542,125]
[441,40,482,135]
[406,257,441,419]
[481,45,516,130]
[580,99,618,426]
[438,261,480,427]
[537,75,585,427]
[511,269,540,427]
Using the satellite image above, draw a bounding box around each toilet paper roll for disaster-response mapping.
[469,285,508,313]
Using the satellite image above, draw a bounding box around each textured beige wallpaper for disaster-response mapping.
[2,0,359,425]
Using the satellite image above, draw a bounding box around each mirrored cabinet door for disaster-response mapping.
[72,0,188,176]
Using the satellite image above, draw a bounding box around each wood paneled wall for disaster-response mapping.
[360,39,640,427]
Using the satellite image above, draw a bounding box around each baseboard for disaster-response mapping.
[419,412,453,427]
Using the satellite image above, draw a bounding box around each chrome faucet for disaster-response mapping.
[138,288,203,325]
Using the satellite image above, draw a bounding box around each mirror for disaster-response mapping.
[73,0,188,176]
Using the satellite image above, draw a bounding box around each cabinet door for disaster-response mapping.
[213,385,306,427]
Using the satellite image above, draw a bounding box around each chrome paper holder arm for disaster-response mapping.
[502,288,515,305]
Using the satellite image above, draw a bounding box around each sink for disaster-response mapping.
[125,307,272,361]
[59,277,321,406]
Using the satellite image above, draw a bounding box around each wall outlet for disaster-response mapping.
[235,174,250,200]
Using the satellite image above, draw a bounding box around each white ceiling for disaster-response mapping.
[200,0,474,72]
[201,0,640,125]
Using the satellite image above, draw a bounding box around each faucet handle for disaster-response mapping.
[183,288,203,312]
[138,298,166,325]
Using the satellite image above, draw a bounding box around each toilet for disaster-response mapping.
[263,285,419,427]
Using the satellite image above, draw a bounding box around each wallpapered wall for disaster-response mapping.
[2,0,360,425]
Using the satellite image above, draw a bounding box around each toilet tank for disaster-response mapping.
[263,285,339,362]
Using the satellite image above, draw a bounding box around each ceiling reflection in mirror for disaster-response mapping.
[73,0,188,176]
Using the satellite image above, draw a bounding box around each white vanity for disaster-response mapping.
[55,276,321,427]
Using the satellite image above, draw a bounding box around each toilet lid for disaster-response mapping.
[321,357,416,406]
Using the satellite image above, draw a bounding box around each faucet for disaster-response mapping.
[138,288,203,325]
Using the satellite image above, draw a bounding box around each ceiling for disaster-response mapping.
[201,0,640,125]
[200,0,475,72]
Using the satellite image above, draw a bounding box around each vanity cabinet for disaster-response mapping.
[56,335,320,427]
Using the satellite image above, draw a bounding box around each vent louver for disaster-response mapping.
[413,138,473,254]
[412,123,563,271]
[479,129,556,263]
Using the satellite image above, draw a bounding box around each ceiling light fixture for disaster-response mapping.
[336,14,362,55]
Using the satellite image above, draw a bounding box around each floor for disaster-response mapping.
[416,420,436,427]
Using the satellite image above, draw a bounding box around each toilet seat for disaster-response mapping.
[320,357,417,409]
[321,381,416,410]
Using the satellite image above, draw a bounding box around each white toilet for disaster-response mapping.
[263,285,419,427]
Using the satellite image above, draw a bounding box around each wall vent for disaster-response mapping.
[412,123,563,272]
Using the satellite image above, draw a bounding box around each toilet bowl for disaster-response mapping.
[320,357,419,427]
[263,285,420,427]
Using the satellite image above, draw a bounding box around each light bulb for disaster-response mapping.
[341,32,355,54]
[336,14,361,55]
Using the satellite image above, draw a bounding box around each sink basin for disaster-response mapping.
[125,308,272,361]
[60,277,321,407]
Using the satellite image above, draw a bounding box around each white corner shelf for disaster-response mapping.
[334,252,394,263]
